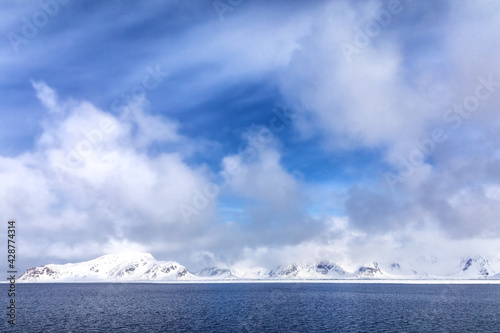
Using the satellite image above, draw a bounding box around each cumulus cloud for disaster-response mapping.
[1,82,215,268]
[219,129,323,240]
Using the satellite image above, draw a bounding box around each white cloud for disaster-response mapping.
[31,80,62,114]
[222,133,302,210]
[1,82,213,268]
[280,1,451,159]
[217,128,313,236]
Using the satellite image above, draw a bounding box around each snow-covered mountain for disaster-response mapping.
[18,252,500,282]
[268,261,347,279]
[19,252,195,282]
[197,267,236,279]
[356,263,383,278]
[455,256,500,279]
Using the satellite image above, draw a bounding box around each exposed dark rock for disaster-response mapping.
[390,263,401,270]
[315,262,346,275]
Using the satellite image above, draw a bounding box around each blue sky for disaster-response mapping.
[2,0,500,271]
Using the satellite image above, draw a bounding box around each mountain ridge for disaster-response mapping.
[18,252,195,282]
[18,252,500,282]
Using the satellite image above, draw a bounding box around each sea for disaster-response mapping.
[2,283,500,332]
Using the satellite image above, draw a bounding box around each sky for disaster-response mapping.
[1,0,500,273]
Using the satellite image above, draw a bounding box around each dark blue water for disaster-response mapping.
[2,283,500,332]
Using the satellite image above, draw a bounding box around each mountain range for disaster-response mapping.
[18,252,500,282]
